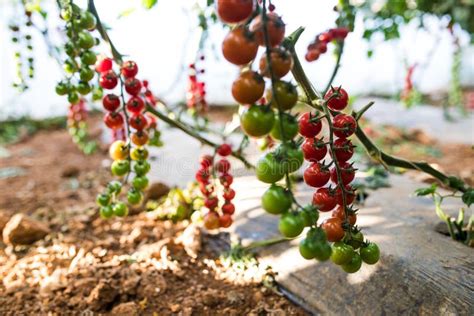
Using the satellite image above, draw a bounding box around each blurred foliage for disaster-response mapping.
[0,116,66,145]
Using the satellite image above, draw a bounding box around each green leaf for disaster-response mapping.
[434,195,448,222]
[414,183,437,196]
[118,8,136,18]
[462,188,474,207]
[142,0,158,9]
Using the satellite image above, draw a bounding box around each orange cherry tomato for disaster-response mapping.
[259,48,293,78]
[222,27,259,65]
[321,217,345,242]
[249,12,285,47]
[231,70,265,104]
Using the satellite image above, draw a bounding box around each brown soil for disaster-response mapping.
[0,126,306,315]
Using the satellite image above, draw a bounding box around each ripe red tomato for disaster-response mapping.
[99,70,118,89]
[302,137,327,162]
[95,56,113,73]
[298,112,322,138]
[249,12,285,47]
[232,71,265,104]
[217,144,232,156]
[259,48,293,78]
[216,159,231,173]
[200,155,214,169]
[129,114,148,130]
[331,205,357,225]
[335,185,356,205]
[216,0,254,24]
[333,114,357,138]
[125,78,142,95]
[222,203,235,215]
[131,131,149,146]
[223,188,236,201]
[103,94,120,112]
[195,168,210,184]
[324,87,348,111]
[121,60,138,78]
[319,31,334,43]
[330,162,355,185]
[126,96,145,114]
[332,27,350,39]
[219,213,233,228]
[333,138,354,162]
[222,27,258,65]
[321,217,344,242]
[220,174,233,187]
[304,162,330,188]
[204,211,220,229]
[205,197,219,210]
[104,112,124,129]
[312,187,336,212]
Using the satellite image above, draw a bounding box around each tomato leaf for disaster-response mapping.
[414,183,437,196]
[142,0,158,9]
[462,188,474,207]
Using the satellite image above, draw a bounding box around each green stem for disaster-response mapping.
[243,236,291,250]
[322,42,344,95]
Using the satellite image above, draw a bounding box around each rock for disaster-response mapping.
[111,302,140,316]
[202,289,220,307]
[137,271,167,299]
[145,182,170,201]
[3,214,50,245]
[0,210,10,232]
[86,280,118,311]
[61,165,80,178]
[175,224,202,258]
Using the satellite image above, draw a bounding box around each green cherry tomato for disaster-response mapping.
[92,87,103,101]
[299,238,318,259]
[342,252,362,273]
[68,91,80,104]
[270,113,299,141]
[79,11,97,30]
[131,148,149,161]
[330,241,355,265]
[134,160,151,176]
[240,105,275,138]
[100,205,114,219]
[113,202,129,217]
[313,241,332,261]
[132,176,149,190]
[111,160,130,177]
[81,50,97,65]
[127,189,143,205]
[77,31,95,49]
[107,180,122,194]
[360,242,380,265]
[77,81,91,95]
[300,205,319,227]
[262,184,292,215]
[307,227,327,242]
[275,144,303,174]
[64,42,78,57]
[255,152,286,184]
[346,231,364,249]
[63,59,77,74]
[80,68,95,82]
[55,81,69,96]
[278,212,305,238]
[267,80,298,111]
[96,193,111,207]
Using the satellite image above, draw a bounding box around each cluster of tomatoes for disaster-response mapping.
[305,27,349,62]
[67,98,97,154]
[186,58,208,115]
[400,64,417,103]
[95,58,153,219]
[55,4,100,105]
[196,144,236,230]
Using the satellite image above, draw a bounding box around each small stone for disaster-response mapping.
[145,182,170,201]
[111,302,140,316]
[3,214,50,245]
[86,280,118,311]
[61,165,80,178]
[175,224,202,258]
[202,289,220,307]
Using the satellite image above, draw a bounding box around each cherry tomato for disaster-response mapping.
[313,242,332,261]
[333,114,357,138]
[255,152,285,183]
[125,78,142,95]
[332,27,350,40]
[270,113,298,140]
[249,12,285,47]
[222,203,235,215]
[113,202,129,217]
[129,114,148,130]
[216,159,231,173]
[95,56,113,73]
[131,131,149,146]
[126,96,145,114]
[304,162,330,188]
[77,81,92,95]
[219,214,233,228]
[346,231,364,249]
[130,147,149,161]
[127,189,143,205]
[267,81,298,111]
[103,94,120,112]
[104,112,124,130]
[77,31,95,49]
[331,205,357,226]
[298,112,322,138]
[278,144,304,173]
[96,193,111,207]
[217,144,232,156]
[325,87,348,111]
[330,162,355,185]
[134,160,151,176]
[321,217,344,242]
[232,71,265,105]
[205,196,219,210]
[111,160,130,176]
[222,27,258,65]
[312,188,336,212]
[259,48,293,78]
[100,205,114,219]
[335,185,356,205]
[300,205,319,227]
[318,31,333,43]
[99,70,118,89]
[261,184,292,215]
[223,189,236,201]
[240,105,275,137]
[79,11,97,30]
[200,155,214,169]
[204,211,220,229]
[121,60,138,78]
[342,252,362,273]
[302,137,327,162]
[195,168,210,183]
[360,242,380,265]
[333,138,354,162]
[330,241,355,265]
[216,0,254,24]
[278,212,305,238]
[132,176,149,190]
[80,68,95,82]
[220,174,233,187]
[107,180,122,194]
[299,238,318,259]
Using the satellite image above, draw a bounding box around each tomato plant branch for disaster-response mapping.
[242,236,291,251]
[322,42,344,95]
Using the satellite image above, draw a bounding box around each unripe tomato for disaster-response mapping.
[204,211,220,229]
[121,60,138,78]
[255,152,285,183]
[342,252,362,273]
[111,160,130,176]
[131,131,149,146]
[346,231,364,249]
[298,112,322,138]
[216,0,254,24]
[127,189,143,205]
[313,242,332,261]
[77,31,95,49]
[96,193,111,207]
[55,81,69,96]
[360,242,380,265]
[259,48,293,78]
[267,81,298,111]
[132,176,149,190]
[100,205,114,219]
[76,81,91,95]
[304,162,330,188]
[240,105,275,138]
[232,71,265,105]
[325,87,349,111]
[299,238,318,259]
[302,137,327,162]
[80,68,95,82]
[80,51,97,65]
[270,113,298,141]
[249,12,285,47]
[321,217,345,242]
[130,147,149,161]
[107,180,122,194]
[222,27,258,66]
[313,188,336,212]
[79,11,97,30]
[113,202,129,217]
[261,184,292,214]
[333,114,357,138]
[109,140,129,161]
[134,160,151,176]
[278,212,305,238]
[330,241,355,265]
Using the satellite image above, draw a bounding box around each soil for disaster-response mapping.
[0,124,306,315]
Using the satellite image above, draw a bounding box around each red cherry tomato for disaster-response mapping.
[302,137,327,162]
[330,162,355,185]
[99,70,118,89]
[217,144,232,156]
[324,87,348,111]
[298,112,322,138]
[216,0,254,24]
[126,96,145,114]
[219,213,233,228]
[129,114,148,130]
[104,112,124,129]
[216,159,231,173]
[222,27,259,66]
[121,60,138,78]
[335,185,356,205]
[312,187,337,212]
[333,114,357,138]
[231,70,265,104]
[304,162,330,188]
[95,56,113,73]
[103,94,120,112]
[321,217,344,242]
[125,78,142,95]
[205,197,219,210]
[333,138,354,162]
[222,203,235,215]
[249,12,285,47]
[332,205,357,225]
